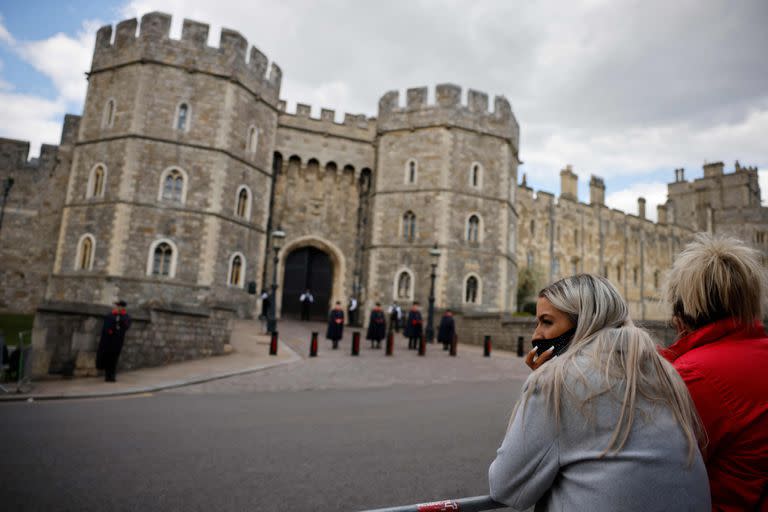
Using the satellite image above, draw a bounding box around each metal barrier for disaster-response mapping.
[361,495,505,512]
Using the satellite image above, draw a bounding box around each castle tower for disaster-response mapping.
[47,12,282,314]
[367,84,520,313]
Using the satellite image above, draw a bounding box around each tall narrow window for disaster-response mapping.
[469,162,482,188]
[633,267,639,286]
[76,235,95,271]
[616,265,622,283]
[574,229,579,246]
[162,169,184,203]
[526,250,534,268]
[87,164,107,198]
[176,103,189,131]
[530,219,535,236]
[247,126,258,155]
[402,211,416,242]
[397,272,411,299]
[102,99,115,128]
[152,243,173,277]
[465,276,479,304]
[229,254,244,287]
[235,186,251,219]
[467,215,480,243]
[405,159,417,184]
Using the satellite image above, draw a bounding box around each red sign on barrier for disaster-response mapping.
[417,501,459,512]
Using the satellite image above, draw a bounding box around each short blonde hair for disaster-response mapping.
[664,233,767,328]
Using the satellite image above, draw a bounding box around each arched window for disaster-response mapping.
[467,214,480,243]
[395,270,413,300]
[405,159,418,184]
[574,229,579,246]
[235,185,251,219]
[469,162,483,189]
[159,168,187,203]
[402,211,416,242]
[526,250,534,268]
[530,219,535,236]
[228,253,246,288]
[464,275,480,304]
[148,240,177,278]
[175,102,190,132]
[87,164,107,198]
[102,99,115,128]
[247,125,258,155]
[75,234,95,271]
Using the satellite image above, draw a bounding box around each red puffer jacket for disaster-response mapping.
[662,318,768,512]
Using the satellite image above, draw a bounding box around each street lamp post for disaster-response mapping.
[425,243,441,343]
[0,177,15,235]
[267,228,286,334]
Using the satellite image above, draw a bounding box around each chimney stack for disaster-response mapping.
[638,197,646,219]
[589,175,605,206]
[559,165,578,201]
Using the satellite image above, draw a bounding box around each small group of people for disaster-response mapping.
[324,301,394,349]
[489,234,767,511]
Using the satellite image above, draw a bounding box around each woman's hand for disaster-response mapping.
[525,346,555,371]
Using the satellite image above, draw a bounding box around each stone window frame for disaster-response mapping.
[404,158,418,185]
[174,101,192,133]
[463,273,482,305]
[246,125,259,156]
[401,210,417,242]
[86,163,108,199]
[469,161,484,189]
[74,233,96,271]
[157,166,189,204]
[465,212,483,244]
[393,268,415,301]
[234,185,252,220]
[227,252,247,288]
[526,250,534,268]
[146,238,179,279]
[101,98,116,129]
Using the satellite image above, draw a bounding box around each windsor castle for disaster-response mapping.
[1,12,766,374]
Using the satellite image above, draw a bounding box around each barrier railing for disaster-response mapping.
[360,495,505,512]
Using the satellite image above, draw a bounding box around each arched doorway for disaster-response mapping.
[281,246,333,320]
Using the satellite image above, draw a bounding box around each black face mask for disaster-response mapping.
[532,328,576,357]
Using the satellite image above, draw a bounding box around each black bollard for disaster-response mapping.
[269,331,278,355]
[385,332,394,356]
[517,336,524,357]
[450,334,457,357]
[310,331,318,357]
[352,331,360,356]
[483,335,492,357]
[418,334,426,356]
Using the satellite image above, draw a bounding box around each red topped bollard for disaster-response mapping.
[310,331,318,357]
[483,335,492,357]
[269,331,278,355]
[385,332,394,356]
[418,334,426,356]
[351,331,360,356]
[450,334,457,357]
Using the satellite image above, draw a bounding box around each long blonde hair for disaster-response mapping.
[512,274,704,462]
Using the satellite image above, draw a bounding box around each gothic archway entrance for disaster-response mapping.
[281,246,333,321]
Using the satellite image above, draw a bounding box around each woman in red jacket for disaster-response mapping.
[663,234,768,511]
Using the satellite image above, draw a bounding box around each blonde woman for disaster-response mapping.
[662,234,768,511]
[489,274,709,511]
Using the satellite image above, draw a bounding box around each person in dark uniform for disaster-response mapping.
[366,302,387,349]
[405,302,423,350]
[437,309,456,351]
[348,297,358,326]
[326,301,345,349]
[96,300,132,382]
[300,289,314,321]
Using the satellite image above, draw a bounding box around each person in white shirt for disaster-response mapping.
[299,289,314,321]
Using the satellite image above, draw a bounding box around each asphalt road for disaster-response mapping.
[1,379,524,512]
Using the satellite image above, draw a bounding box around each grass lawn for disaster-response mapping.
[0,313,34,347]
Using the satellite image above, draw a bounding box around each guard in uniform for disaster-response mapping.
[437,310,456,351]
[404,302,423,350]
[326,301,345,349]
[96,300,132,382]
[366,302,387,349]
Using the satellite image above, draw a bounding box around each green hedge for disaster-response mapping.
[0,314,34,347]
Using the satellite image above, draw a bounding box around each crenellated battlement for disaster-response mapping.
[92,12,282,105]
[277,101,376,142]
[377,84,519,150]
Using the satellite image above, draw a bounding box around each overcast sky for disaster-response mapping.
[1,0,767,219]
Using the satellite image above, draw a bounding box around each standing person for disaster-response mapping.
[348,297,358,326]
[661,234,768,511]
[490,274,709,510]
[388,302,402,333]
[96,300,132,382]
[325,301,345,349]
[259,289,270,334]
[437,309,455,351]
[405,302,423,350]
[366,302,387,349]
[299,289,314,321]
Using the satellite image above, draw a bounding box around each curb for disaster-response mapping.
[0,342,301,403]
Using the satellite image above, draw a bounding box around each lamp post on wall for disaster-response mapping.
[267,228,286,334]
[0,177,15,236]
[425,243,441,343]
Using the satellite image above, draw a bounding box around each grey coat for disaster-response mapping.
[489,356,710,511]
